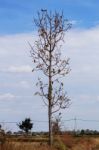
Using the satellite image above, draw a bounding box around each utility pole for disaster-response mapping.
[74,117,77,134]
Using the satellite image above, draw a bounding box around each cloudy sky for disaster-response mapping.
[0,0,99,131]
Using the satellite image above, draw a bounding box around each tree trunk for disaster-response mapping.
[48,98,52,146]
[48,29,53,146]
[48,62,53,146]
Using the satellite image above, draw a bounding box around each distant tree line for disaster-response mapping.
[65,129,99,136]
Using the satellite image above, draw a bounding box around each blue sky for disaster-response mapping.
[0,0,99,132]
[0,0,99,34]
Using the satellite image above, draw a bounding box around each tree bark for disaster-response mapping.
[48,25,53,145]
[48,52,53,145]
[48,95,52,146]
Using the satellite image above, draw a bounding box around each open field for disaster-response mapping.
[1,134,99,150]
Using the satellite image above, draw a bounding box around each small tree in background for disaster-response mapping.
[0,124,6,145]
[0,124,5,135]
[30,9,71,146]
[17,118,33,134]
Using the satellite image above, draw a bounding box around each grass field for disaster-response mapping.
[1,134,99,150]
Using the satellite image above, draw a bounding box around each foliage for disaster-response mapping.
[0,124,6,145]
[17,118,33,134]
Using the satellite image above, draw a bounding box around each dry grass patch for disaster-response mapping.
[1,135,99,150]
[0,142,57,150]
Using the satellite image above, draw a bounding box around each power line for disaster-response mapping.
[77,119,99,122]
[0,122,17,124]
[74,117,77,132]
[63,119,74,121]
[0,118,99,124]
[32,120,48,123]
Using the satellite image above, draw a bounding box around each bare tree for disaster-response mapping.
[30,10,71,146]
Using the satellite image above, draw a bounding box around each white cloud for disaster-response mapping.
[1,26,99,78]
[19,81,30,88]
[2,65,32,73]
[0,33,36,69]
[1,26,99,130]
[74,94,99,103]
[62,26,99,84]
[1,26,99,94]
[0,80,31,89]
[0,27,99,77]
[70,20,77,25]
[0,93,15,101]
